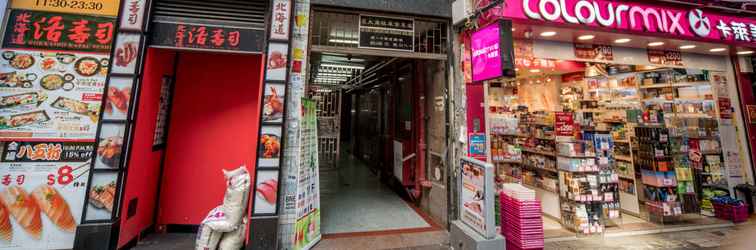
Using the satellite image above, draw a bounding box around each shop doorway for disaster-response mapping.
[309,53,442,236]
[129,48,263,229]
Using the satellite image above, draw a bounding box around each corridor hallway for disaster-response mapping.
[319,153,434,235]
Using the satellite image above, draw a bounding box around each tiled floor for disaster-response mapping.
[320,153,431,235]
[313,230,449,250]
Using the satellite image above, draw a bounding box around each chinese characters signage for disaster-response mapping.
[151,22,265,53]
[119,0,147,31]
[358,15,414,51]
[3,10,116,53]
[270,0,291,40]
[648,49,683,66]
[574,43,613,61]
[499,0,756,47]
[11,0,121,17]
[2,141,94,162]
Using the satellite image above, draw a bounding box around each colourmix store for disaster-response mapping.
[460,0,756,238]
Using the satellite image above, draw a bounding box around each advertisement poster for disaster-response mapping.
[265,43,288,81]
[574,43,613,61]
[111,33,141,75]
[358,15,414,51]
[468,133,486,158]
[102,77,133,121]
[293,99,320,250]
[555,112,574,137]
[258,125,282,167]
[471,22,501,82]
[458,157,495,238]
[718,97,733,120]
[262,83,285,124]
[0,142,90,249]
[119,0,148,31]
[252,169,279,214]
[647,49,683,66]
[84,171,117,221]
[93,123,125,169]
[0,49,109,140]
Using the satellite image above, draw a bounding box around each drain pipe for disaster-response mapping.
[413,61,432,199]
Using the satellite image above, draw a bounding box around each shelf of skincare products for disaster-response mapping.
[560,199,605,235]
[491,135,523,163]
[523,153,558,173]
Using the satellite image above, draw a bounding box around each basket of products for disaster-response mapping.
[711,196,750,223]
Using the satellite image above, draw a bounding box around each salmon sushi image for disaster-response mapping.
[0,186,41,239]
[0,198,11,242]
[31,186,76,232]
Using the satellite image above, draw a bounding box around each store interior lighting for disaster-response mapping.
[647,42,665,47]
[320,63,365,70]
[709,48,727,52]
[540,31,557,37]
[679,45,697,49]
[737,50,754,55]
[577,35,594,40]
[614,38,631,44]
[328,39,359,44]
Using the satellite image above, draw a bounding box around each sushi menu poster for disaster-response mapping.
[0,49,108,140]
[0,141,89,248]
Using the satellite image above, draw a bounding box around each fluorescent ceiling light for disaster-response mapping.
[328,39,359,44]
[540,31,557,37]
[529,69,541,73]
[614,38,631,44]
[648,42,665,47]
[320,64,365,70]
[679,45,696,49]
[317,72,352,77]
[736,50,753,55]
[709,48,727,52]
[577,35,594,40]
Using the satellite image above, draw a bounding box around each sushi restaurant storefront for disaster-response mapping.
[0,0,301,249]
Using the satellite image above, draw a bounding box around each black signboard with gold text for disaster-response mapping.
[358,15,414,51]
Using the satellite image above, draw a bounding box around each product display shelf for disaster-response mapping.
[555,129,620,236]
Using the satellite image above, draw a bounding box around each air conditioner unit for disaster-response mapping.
[452,0,473,25]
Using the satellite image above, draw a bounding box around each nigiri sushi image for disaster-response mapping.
[88,181,116,212]
[0,198,12,242]
[256,179,278,204]
[0,186,41,239]
[32,186,76,232]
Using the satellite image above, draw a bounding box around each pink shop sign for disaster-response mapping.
[499,0,756,47]
[471,22,503,82]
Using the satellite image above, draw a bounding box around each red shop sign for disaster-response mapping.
[2,10,116,53]
[150,22,265,53]
[555,112,574,137]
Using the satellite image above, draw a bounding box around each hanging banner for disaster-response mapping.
[293,98,321,250]
[11,0,121,17]
[150,22,265,53]
[2,10,116,53]
[358,15,414,51]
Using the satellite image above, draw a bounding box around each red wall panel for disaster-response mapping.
[118,48,176,247]
[157,52,263,225]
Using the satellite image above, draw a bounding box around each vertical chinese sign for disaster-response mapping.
[249,0,293,249]
[0,0,120,249]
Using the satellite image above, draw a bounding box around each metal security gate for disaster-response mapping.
[309,85,341,170]
[151,0,267,27]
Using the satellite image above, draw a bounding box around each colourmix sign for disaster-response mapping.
[494,0,756,47]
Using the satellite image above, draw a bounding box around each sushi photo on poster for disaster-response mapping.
[253,170,279,215]
[258,125,282,167]
[262,83,285,124]
[85,172,118,221]
[0,141,92,249]
[94,123,127,169]
[102,77,134,121]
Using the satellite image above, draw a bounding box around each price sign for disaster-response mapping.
[648,49,683,66]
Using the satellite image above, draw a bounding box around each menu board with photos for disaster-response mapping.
[0,49,109,140]
[0,2,119,249]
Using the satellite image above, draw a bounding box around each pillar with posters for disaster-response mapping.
[0,0,120,249]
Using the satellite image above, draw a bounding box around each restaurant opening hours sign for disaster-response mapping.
[11,0,121,17]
